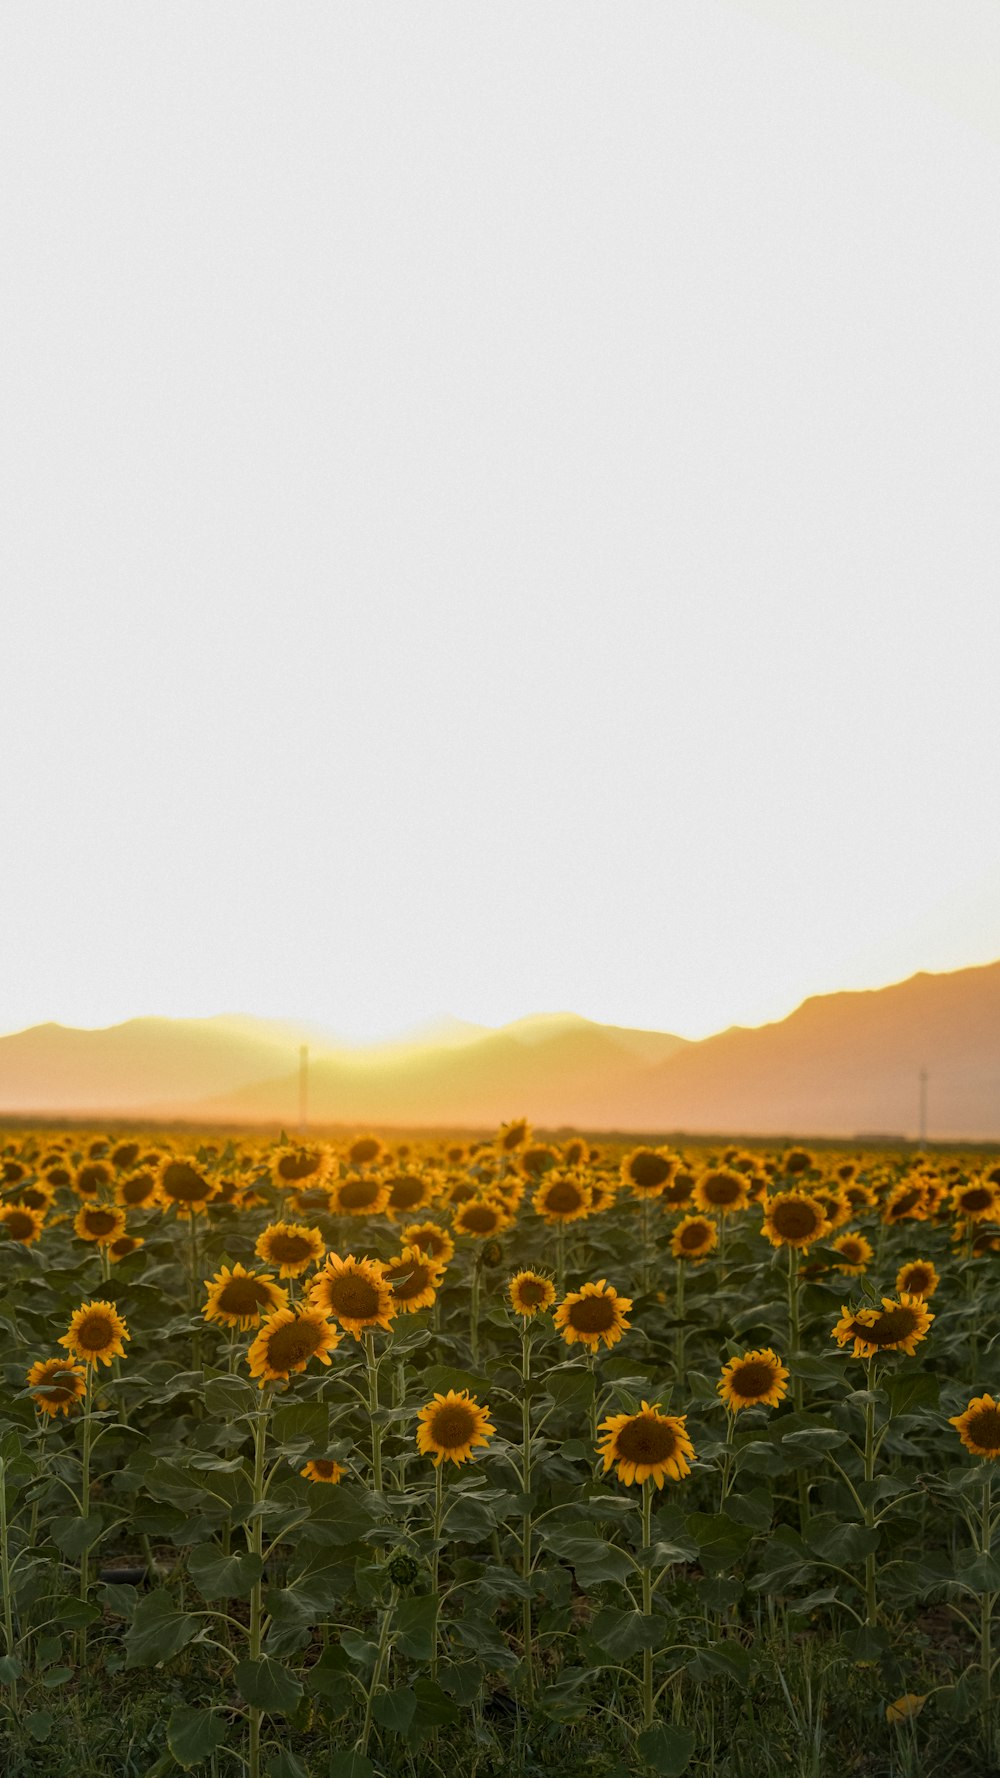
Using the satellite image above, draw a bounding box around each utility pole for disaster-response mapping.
[918,1066,928,1148]
[298,1045,309,1137]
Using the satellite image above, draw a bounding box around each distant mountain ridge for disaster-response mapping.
[1,963,999,1137]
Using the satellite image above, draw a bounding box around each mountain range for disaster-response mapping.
[1,960,999,1139]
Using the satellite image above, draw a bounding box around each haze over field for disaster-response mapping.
[2,960,998,1141]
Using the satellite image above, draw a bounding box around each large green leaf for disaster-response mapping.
[235,1655,304,1713]
[392,1593,438,1661]
[636,1723,696,1776]
[125,1590,200,1667]
[167,1705,228,1769]
[187,1544,263,1600]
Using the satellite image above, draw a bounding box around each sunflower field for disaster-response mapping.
[2,1125,1000,1777]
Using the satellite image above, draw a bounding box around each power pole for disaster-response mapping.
[298,1045,309,1137]
[918,1066,928,1148]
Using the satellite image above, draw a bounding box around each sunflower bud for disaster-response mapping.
[386,1551,421,1588]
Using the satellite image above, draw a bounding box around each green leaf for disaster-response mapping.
[687,1640,753,1683]
[0,1655,23,1683]
[188,1544,264,1600]
[25,1710,54,1743]
[125,1590,200,1667]
[272,1400,329,1450]
[235,1655,304,1713]
[420,1365,492,1398]
[723,1488,772,1532]
[40,1666,75,1688]
[408,1676,460,1733]
[392,1593,438,1661]
[781,1428,849,1463]
[327,1754,374,1778]
[51,1513,105,1558]
[49,1593,101,1628]
[167,1705,228,1769]
[807,1519,879,1564]
[304,1641,350,1702]
[886,1371,940,1417]
[590,1608,664,1659]
[636,1722,695,1776]
[204,1376,258,1419]
[686,1512,752,1573]
[267,1752,312,1778]
[372,1687,418,1733]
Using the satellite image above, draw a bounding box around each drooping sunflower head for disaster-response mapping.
[670,1214,719,1263]
[300,1458,346,1484]
[832,1293,934,1359]
[693,1168,751,1218]
[587,1176,619,1216]
[108,1234,144,1263]
[330,1172,392,1218]
[553,1280,633,1352]
[518,1144,560,1181]
[620,1148,676,1199]
[532,1172,593,1225]
[347,1134,384,1169]
[384,1170,436,1220]
[271,1145,332,1190]
[762,1191,830,1251]
[156,1157,218,1218]
[203,1262,289,1329]
[951,1178,1000,1223]
[59,1300,130,1368]
[950,1394,1000,1460]
[894,1259,940,1301]
[0,1203,46,1245]
[718,1348,789,1414]
[382,1246,445,1314]
[810,1187,851,1231]
[830,1231,874,1275]
[246,1306,339,1386]
[27,1356,88,1417]
[73,1203,127,1246]
[309,1253,397,1338]
[74,1160,113,1199]
[843,1181,877,1216]
[597,1402,695,1488]
[289,1184,335,1218]
[416,1389,495,1467]
[110,1141,141,1172]
[562,1138,589,1169]
[402,1221,456,1265]
[255,1221,325,1279]
[115,1168,159,1210]
[453,1195,512,1241]
[496,1118,531,1155]
[508,1270,557,1317]
[883,1181,929,1225]
[14,1182,55,1213]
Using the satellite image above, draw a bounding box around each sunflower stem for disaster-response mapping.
[470,1261,481,1367]
[247,1385,271,1778]
[641,1477,654,1730]
[556,1223,566,1296]
[187,1213,202,1373]
[520,1321,534,1701]
[431,1463,444,1679]
[719,1411,735,1509]
[674,1259,686,1388]
[983,1464,994,1764]
[0,1456,18,1718]
[641,1198,651,1295]
[365,1332,383,1496]
[358,1582,398,1757]
[863,1358,878,1626]
[78,1368,94,1667]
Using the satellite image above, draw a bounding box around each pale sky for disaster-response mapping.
[2,4,999,1045]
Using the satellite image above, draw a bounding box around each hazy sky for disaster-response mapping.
[2,4,999,1044]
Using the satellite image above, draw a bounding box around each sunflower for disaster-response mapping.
[246,1306,340,1386]
[13,1182,54,1214]
[41,1162,74,1191]
[782,1148,814,1177]
[73,1203,127,1246]
[309,1253,397,1338]
[255,1221,325,1278]
[843,1181,878,1216]
[403,1221,456,1265]
[454,1195,512,1240]
[533,1172,593,1225]
[895,1258,940,1301]
[659,1170,695,1211]
[114,1168,159,1210]
[553,1280,633,1352]
[110,1141,141,1172]
[832,1294,934,1360]
[59,1300,130,1367]
[27,1356,88,1417]
[519,1144,560,1181]
[288,1184,335,1218]
[156,1157,218,1218]
[587,1177,619,1215]
[382,1245,445,1314]
[1,1159,26,1185]
[204,1262,288,1329]
[385,1170,436,1220]
[496,1118,530,1155]
[811,1187,851,1231]
[508,1270,557,1317]
[271,1144,332,1190]
[0,1204,46,1245]
[951,1179,1000,1223]
[718,1348,789,1413]
[620,1148,676,1198]
[670,1214,718,1262]
[597,1403,695,1487]
[346,1134,383,1169]
[73,1160,113,1199]
[883,1181,929,1225]
[693,1168,751,1217]
[107,1234,144,1263]
[330,1172,392,1217]
[416,1389,495,1467]
[830,1231,874,1275]
[950,1394,1000,1460]
[562,1138,589,1169]
[300,1458,346,1484]
[762,1191,829,1250]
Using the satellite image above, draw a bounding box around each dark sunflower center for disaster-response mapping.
[501,1126,527,1152]
[462,1204,500,1233]
[388,1176,425,1208]
[112,1144,140,1170]
[629,1153,672,1190]
[349,1140,381,1166]
[84,1210,118,1235]
[161,1162,209,1202]
[266,1320,323,1368]
[838,1240,865,1262]
[663,1180,693,1205]
[268,1233,314,1262]
[863,1305,920,1345]
[516,1278,550,1306]
[967,1407,1000,1448]
[122,1171,156,1204]
[544,1180,585,1213]
[960,1187,993,1213]
[889,1188,923,1218]
[20,1188,49,1210]
[730,1362,776,1398]
[772,1200,821,1238]
[702,1174,742,1204]
[277,1152,321,1180]
[614,1417,677,1463]
[786,1152,811,1174]
[339,1178,382,1209]
[568,1294,617,1333]
[40,1372,79,1400]
[2,1161,25,1183]
[387,1262,431,1299]
[679,1221,710,1250]
[46,1166,72,1187]
[78,1313,115,1349]
[428,1404,477,1448]
[219,1278,274,1313]
[903,1266,933,1293]
[5,1211,36,1238]
[325,1274,381,1318]
[310,1460,339,1479]
[76,1165,108,1195]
